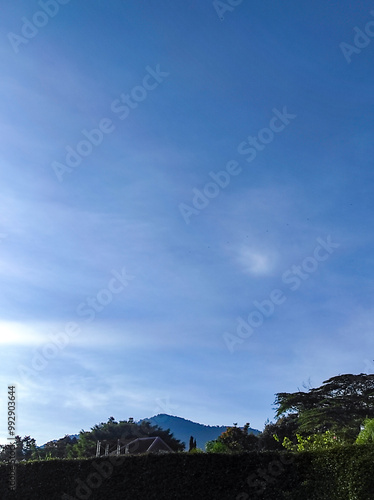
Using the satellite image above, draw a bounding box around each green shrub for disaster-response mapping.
[355,418,374,444]
[205,440,230,453]
[1,446,374,499]
[282,431,345,452]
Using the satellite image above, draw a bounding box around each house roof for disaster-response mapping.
[125,436,173,454]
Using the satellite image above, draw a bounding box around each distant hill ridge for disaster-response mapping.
[140,414,260,450]
[47,415,260,451]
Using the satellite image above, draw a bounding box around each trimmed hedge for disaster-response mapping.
[0,446,373,499]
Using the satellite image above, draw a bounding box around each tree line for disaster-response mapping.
[0,417,184,461]
[206,373,374,452]
[2,373,374,461]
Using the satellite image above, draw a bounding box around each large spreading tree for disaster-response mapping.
[274,373,374,441]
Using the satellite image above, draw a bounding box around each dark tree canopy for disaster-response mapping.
[0,436,37,462]
[70,417,185,458]
[274,373,374,439]
[39,435,78,459]
[258,414,299,451]
[218,423,259,452]
[188,436,197,451]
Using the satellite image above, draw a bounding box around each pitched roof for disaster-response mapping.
[125,436,173,454]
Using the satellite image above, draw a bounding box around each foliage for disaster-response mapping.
[37,435,78,460]
[67,431,96,459]
[68,417,185,458]
[218,422,259,452]
[355,418,374,444]
[205,440,230,453]
[188,435,197,451]
[281,431,345,452]
[206,423,259,453]
[5,417,185,462]
[2,447,374,499]
[274,373,374,440]
[0,435,37,462]
[258,414,299,451]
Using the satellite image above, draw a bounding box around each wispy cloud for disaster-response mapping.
[0,0,373,446]
[235,246,277,276]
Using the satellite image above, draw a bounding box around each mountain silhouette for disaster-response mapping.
[140,414,260,450]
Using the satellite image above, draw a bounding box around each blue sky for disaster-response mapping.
[1,0,374,445]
